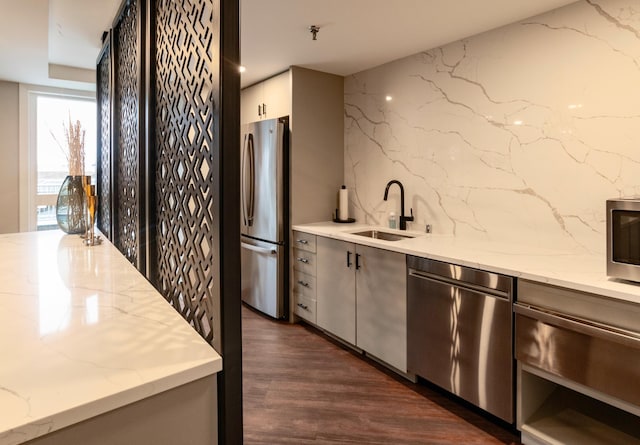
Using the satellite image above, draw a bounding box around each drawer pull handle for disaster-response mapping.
[514,303,640,347]
[297,280,310,287]
[297,303,309,310]
[297,257,309,264]
[296,239,309,245]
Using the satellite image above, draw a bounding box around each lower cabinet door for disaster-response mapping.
[316,237,356,344]
[356,245,407,372]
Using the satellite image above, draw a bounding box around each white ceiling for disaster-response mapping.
[240,0,578,88]
[0,0,578,91]
[0,0,120,90]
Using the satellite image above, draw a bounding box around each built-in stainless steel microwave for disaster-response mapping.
[607,198,640,282]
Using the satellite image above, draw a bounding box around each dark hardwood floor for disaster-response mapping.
[242,305,522,444]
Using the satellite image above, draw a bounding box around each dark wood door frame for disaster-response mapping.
[217,1,242,442]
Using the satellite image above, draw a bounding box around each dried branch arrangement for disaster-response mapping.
[51,114,86,176]
[65,116,86,176]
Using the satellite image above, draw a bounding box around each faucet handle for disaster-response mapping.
[406,208,414,222]
[399,208,414,230]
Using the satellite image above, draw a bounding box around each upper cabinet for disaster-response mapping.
[240,83,263,124]
[240,71,290,124]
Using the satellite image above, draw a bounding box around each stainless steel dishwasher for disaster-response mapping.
[407,256,514,423]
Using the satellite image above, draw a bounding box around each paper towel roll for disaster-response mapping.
[339,185,349,221]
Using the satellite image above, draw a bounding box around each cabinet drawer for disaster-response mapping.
[292,231,316,253]
[293,271,316,298]
[515,304,640,408]
[518,279,640,333]
[293,249,316,275]
[294,293,316,324]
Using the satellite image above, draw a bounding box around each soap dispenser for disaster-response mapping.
[388,212,397,229]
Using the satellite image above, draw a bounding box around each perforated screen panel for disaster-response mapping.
[113,0,141,266]
[96,39,112,239]
[153,0,219,346]
[96,0,241,439]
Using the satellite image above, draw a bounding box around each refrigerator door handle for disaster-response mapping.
[241,242,277,255]
[241,133,248,226]
[241,133,256,227]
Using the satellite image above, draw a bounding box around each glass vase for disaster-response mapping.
[56,175,88,234]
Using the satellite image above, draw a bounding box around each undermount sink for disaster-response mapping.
[351,230,416,241]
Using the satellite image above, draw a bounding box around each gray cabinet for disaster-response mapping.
[292,230,318,323]
[316,236,407,372]
[240,71,290,124]
[356,244,407,372]
[316,237,356,344]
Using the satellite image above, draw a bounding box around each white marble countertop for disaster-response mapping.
[0,230,222,445]
[293,222,640,305]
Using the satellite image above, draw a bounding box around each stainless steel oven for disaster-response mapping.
[607,198,640,282]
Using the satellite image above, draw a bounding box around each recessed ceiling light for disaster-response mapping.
[239,66,246,73]
[385,95,393,102]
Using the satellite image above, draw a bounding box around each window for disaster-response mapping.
[19,85,96,232]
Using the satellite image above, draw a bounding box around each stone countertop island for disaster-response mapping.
[0,230,222,445]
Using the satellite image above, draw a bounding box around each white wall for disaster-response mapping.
[0,80,20,233]
[344,0,640,254]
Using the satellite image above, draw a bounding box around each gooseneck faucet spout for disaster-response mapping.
[383,180,404,214]
[383,180,414,230]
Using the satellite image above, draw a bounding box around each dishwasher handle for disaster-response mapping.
[407,256,512,295]
[408,269,510,300]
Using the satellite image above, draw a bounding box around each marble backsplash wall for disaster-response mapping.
[344,0,640,254]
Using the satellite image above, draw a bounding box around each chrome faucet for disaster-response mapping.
[383,180,414,230]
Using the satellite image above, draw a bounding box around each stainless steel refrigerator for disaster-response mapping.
[240,117,288,319]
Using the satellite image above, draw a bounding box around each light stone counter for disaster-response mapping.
[0,230,222,445]
[293,221,640,305]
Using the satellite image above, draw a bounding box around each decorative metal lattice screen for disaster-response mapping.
[113,0,141,267]
[154,0,219,347]
[96,39,112,239]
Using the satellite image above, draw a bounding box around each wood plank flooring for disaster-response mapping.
[242,306,522,444]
